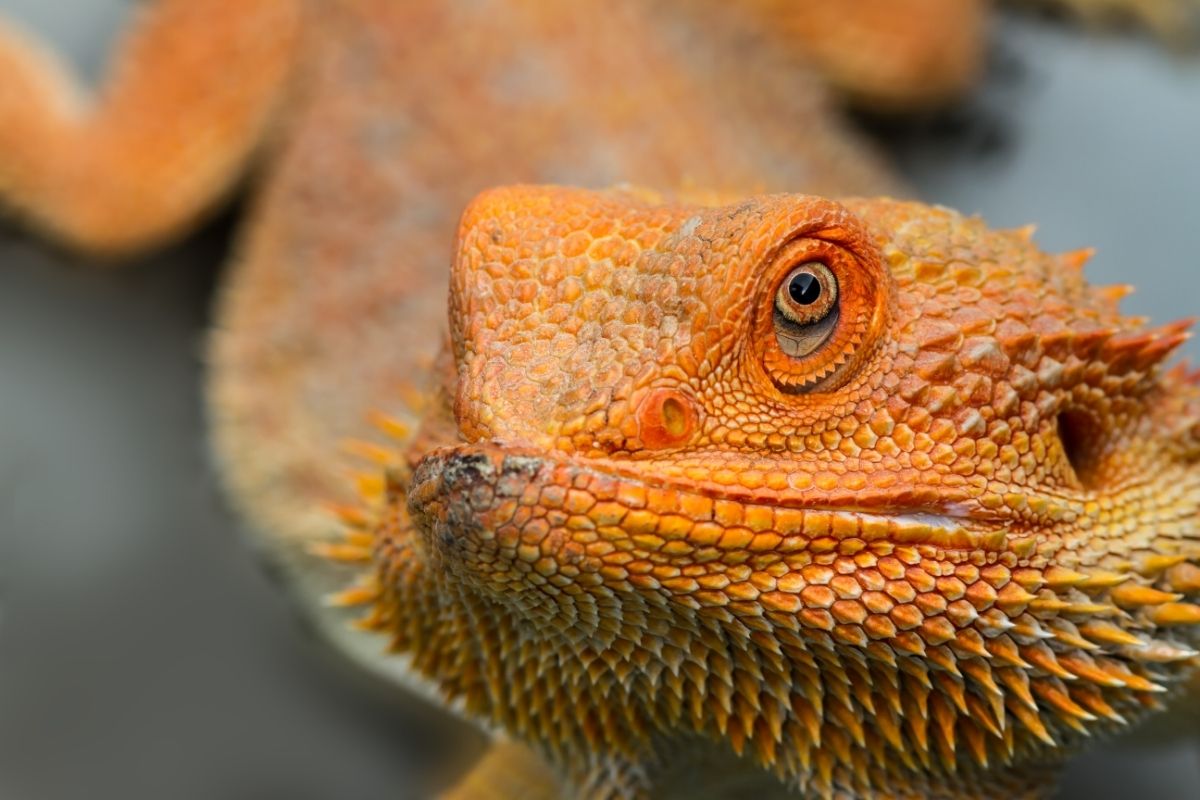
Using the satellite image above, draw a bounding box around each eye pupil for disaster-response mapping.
[788,272,822,306]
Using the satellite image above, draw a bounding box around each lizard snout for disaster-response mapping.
[405,443,552,576]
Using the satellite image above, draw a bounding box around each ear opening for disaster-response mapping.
[1057,409,1101,490]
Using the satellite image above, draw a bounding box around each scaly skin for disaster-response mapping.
[2,0,1199,796]
[323,186,1200,798]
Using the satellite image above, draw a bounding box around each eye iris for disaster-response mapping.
[788,272,822,306]
[772,260,839,360]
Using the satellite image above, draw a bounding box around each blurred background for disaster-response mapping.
[0,1,1198,798]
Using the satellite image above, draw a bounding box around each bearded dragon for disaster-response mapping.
[314,185,1200,798]
[1,0,1198,798]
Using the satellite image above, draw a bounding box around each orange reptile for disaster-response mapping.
[1,0,1199,798]
[347,184,1200,797]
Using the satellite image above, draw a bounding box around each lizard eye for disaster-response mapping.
[756,229,888,395]
[774,262,839,357]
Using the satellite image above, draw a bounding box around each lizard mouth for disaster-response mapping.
[406,441,1017,589]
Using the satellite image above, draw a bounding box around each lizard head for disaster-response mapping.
[389,186,1200,793]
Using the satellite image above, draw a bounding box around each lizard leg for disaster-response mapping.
[569,757,655,800]
[440,740,565,800]
[439,741,655,800]
[733,0,989,110]
[0,0,301,257]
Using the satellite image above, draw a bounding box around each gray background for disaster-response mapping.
[0,1,1198,798]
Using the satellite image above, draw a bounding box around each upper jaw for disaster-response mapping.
[406,440,1021,579]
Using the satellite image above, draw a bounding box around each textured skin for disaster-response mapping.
[205,0,907,557]
[329,186,1200,798]
[1,0,1199,797]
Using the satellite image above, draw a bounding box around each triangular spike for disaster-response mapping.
[903,691,932,766]
[324,582,380,608]
[1042,566,1090,589]
[1057,652,1125,687]
[1092,657,1167,693]
[1059,247,1094,270]
[1006,694,1055,747]
[898,656,932,690]
[951,628,990,659]
[874,701,906,754]
[1097,284,1135,306]
[352,471,386,503]
[368,409,413,441]
[1147,602,1200,626]
[1008,223,1038,242]
[933,671,970,716]
[1008,614,1053,642]
[324,502,374,529]
[1020,643,1075,681]
[960,658,1002,696]
[1031,678,1097,722]
[1100,320,1195,372]
[829,699,866,750]
[925,646,960,676]
[1137,554,1190,577]
[1110,584,1182,608]
[1079,619,1144,648]
[962,720,990,768]
[997,668,1038,711]
[930,692,959,770]
[995,583,1038,613]
[1046,619,1098,651]
[340,438,399,466]
[1012,568,1048,591]
[1063,601,1122,616]
[1068,684,1127,726]
[308,540,374,563]
[877,681,903,716]
[1077,570,1133,590]
[1126,639,1200,663]
[1070,328,1118,360]
[986,635,1031,668]
[1138,329,1194,368]
[1028,596,1075,614]
[1167,562,1200,593]
[965,692,1005,739]
[791,695,823,747]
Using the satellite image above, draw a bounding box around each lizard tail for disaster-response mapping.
[441,740,564,800]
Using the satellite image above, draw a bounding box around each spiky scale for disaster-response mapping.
[308,541,373,563]
[1110,584,1183,608]
[1148,602,1200,626]
[1079,619,1145,648]
[1167,562,1200,592]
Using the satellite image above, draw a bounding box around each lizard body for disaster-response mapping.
[1,0,1199,797]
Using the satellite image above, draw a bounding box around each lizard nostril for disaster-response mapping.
[661,396,689,437]
[637,388,699,449]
